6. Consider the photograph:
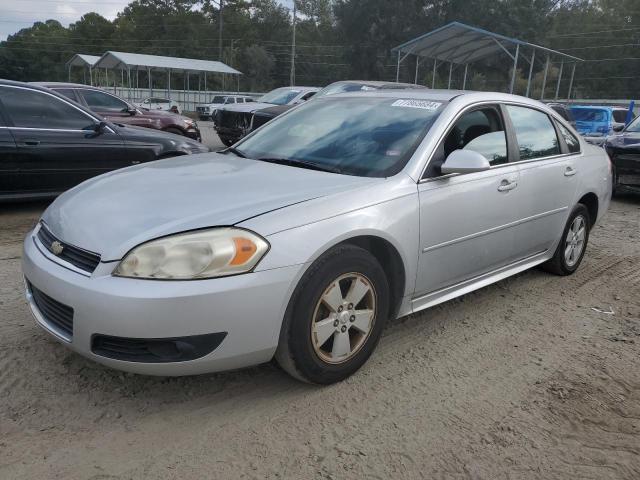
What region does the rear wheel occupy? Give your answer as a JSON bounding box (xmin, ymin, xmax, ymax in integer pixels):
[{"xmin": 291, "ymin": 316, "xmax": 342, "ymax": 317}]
[
  {"xmin": 275, "ymin": 245, "xmax": 390, "ymax": 384},
  {"xmin": 542, "ymin": 204, "xmax": 590, "ymax": 275}
]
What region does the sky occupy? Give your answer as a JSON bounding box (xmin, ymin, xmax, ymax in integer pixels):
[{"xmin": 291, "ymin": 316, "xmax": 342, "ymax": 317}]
[{"xmin": 0, "ymin": 0, "xmax": 294, "ymax": 41}]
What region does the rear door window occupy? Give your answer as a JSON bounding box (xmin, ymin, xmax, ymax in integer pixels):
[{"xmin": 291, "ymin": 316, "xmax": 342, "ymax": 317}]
[
  {"xmin": 506, "ymin": 105, "xmax": 560, "ymax": 160},
  {"xmin": 0, "ymin": 87, "xmax": 95, "ymax": 130},
  {"xmin": 54, "ymin": 88, "xmax": 80, "ymax": 102},
  {"xmin": 80, "ymin": 90, "xmax": 128, "ymax": 112}
]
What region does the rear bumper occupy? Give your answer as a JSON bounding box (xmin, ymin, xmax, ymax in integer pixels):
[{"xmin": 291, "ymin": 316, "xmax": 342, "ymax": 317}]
[{"xmin": 22, "ymin": 230, "xmax": 303, "ymax": 376}]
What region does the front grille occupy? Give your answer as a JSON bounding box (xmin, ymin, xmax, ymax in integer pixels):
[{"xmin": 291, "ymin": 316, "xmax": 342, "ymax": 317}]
[
  {"xmin": 219, "ymin": 110, "xmax": 251, "ymax": 131},
  {"xmin": 196, "ymin": 107, "xmax": 208, "ymax": 113},
  {"xmin": 92, "ymin": 332, "xmax": 227, "ymax": 363},
  {"xmin": 28, "ymin": 281, "xmax": 74, "ymax": 339},
  {"xmin": 37, "ymin": 224, "xmax": 101, "ymax": 273}
]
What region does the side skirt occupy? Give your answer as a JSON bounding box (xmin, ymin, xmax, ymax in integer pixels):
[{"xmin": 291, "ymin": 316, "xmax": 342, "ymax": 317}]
[{"xmin": 410, "ymin": 250, "xmax": 550, "ymax": 315}]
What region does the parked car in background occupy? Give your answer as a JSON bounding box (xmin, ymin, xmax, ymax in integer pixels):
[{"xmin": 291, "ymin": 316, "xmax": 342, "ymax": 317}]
[
  {"xmin": 215, "ymin": 86, "xmax": 319, "ymax": 146},
  {"xmin": 569, "ymin": 105, "xmax": 616, "ymax": 138},
  {"xmin": 547, "ymin": 102, "xmax": 576, "ymax": 128},
  {"xmin": 22, "ymin": 90, "xmax": 610, "ymax": 384},
  {"xmin": 196, "ymin": 95, "xmax": 255, "ymax": 121},
  {"xmin": 135, "ymin": 97, "xmax": 182, "ymax": 114},
  {"xmin": 611, "ymin": 106, "xmax": 635, "ymax": 131},
  {"xmin": 249, "ymin": 80, "xmax": 427, "ymax": 133},
  {"xmin": 605, "ymin": 115, "xmax": 640, "ymax": 194},
  {"xmin": 0, "ymin": 80, "xmax": 208, "ymax": 200},
  {"xmin": 35, "ymin": 83, "xmax": 201, "ymax": 141}
]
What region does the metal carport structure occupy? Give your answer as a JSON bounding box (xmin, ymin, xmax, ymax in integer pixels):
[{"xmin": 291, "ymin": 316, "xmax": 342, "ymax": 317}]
[
  {"xmin": 91, "ymin": 51, "xmax": 243, "ymax": 102},
  {"xmin": 65, "ymin": 54, "xmax": 100, "ymax": 85},
  {"xmin": 392, "ymin": 22, "xmax": 583, "ymax": 99}
]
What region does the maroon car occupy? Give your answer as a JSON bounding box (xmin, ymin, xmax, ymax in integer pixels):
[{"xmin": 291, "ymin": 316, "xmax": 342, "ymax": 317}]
[{"xmin": 33, "ymin": 83, "xmax": 201, "ymax": 141}]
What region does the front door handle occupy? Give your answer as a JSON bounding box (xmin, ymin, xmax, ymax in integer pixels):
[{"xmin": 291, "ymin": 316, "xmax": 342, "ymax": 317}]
[
  {"xmin": 564, "ymin": 167, "xmax": 577, "ymax": 177},
  {"xmin": 23, "ymin": 139, "xmax": 41, "ymax": 146},
  {"xmin": 498, "ymin": 179, "xmax": 518, "ymax": 192}
]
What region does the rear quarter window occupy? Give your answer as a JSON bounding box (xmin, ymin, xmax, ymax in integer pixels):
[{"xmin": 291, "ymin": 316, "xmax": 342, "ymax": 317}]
[{"xmin": 557, "ymin": 123, "xmax": 581, "ymax": 153}]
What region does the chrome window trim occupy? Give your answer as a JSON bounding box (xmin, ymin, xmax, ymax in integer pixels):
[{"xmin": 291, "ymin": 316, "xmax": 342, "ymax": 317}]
[
  {"xmin": 417, "ymin": 99, "xmax": 582, "ymax": 184},
  {"xmin": 0, "ymin": 126, "xmax": 113, "ymax": 134},
  {"xmin": 0, "ymin": 84, "xmax": 105, "ymax": 129}
]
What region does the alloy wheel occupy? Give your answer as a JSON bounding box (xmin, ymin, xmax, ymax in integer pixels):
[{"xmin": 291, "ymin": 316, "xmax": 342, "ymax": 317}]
[
  {"xmin": 311, "ymin": 273, "xmax": 377, "ymax": 364},
  {"xmin": 564, "ymin": 215, "xmax": 587, "ymax": 267}
]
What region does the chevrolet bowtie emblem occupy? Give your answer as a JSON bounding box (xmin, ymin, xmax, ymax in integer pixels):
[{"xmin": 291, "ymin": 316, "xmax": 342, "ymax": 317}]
[{"xmin": 51, "ymin": 241, "xmax": 64, "ymax": 255}]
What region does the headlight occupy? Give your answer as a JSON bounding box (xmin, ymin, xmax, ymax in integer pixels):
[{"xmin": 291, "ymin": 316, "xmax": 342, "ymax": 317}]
[
  {"xmin": 114, "ymin": 228, "xmax": 269, "ymax": 280},
  {"xmin": 184, "ymin": 119, "xmax": 196, "ymax": 128}
]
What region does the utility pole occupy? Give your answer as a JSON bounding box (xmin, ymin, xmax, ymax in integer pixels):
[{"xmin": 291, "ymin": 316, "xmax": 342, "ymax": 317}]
[
  {"xmin": 290, "ymin": 0, "xmax": 296, "ymax": 86},
  {"xmin": 218, "ymin": 0, "xmax": 224, "ymax": 61}
]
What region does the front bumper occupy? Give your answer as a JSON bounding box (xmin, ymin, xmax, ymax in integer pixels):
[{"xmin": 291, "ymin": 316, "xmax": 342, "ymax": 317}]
[{"xmin": 22, "ymin": 230, "xmax": 301, "ymax": 375}]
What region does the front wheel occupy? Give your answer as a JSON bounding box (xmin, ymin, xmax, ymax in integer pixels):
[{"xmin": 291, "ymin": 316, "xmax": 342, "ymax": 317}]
[
  {"xmin": 542, "ymin": 204, "xmax": 590, "ymax": 275},
  {"xmin": 275, "ymin": 244, "xmax": 390, "ymax": 384}
]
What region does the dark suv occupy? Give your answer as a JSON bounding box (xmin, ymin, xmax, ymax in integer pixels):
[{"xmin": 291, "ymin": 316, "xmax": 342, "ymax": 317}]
[
  {"xmin": 34, "ymin": 83, "xmax": 202, "ymax": 141},
  {"xmin": 0, "ymin": 80, "xmax": 209, "ymax": 200}
]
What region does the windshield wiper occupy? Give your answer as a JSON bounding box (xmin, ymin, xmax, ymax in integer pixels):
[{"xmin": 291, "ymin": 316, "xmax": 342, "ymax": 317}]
[
  {"xmin": 225, "ymin": 146, "xmax": 247, "ymax": 158},
  {"xmin": 257, "ymin": 157, "xmax": 342, "ymax": 174}
]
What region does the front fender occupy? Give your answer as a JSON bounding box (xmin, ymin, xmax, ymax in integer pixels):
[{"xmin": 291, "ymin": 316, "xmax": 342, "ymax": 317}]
[{"xmin": 249, "ymin": 191, "xmax": 420, "ymax": 301}]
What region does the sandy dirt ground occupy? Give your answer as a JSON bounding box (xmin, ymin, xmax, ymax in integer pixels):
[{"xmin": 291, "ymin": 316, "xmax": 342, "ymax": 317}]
[{"xmin": 0, "ymin": 194, "xmax": 639, "ymax": 480}]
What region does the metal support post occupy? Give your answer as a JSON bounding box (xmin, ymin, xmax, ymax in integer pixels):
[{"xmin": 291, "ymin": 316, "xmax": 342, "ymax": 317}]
[
  {"xmin": 447, "ymin": 62, "xmax": 453, "ymax": 89},
  {"xmin": 525, "ymin": 50, "xmax": 535, "ymax": 97},
  {"xmin": 462, "ymin": 64, "xmax": 468, "ymax": 90},
  {"xmin": 567, "ymin": 63, "xmax": 576, "ymax": 100},
  {"xmin": 414, "ymin": 56, "xmax": 419, "ymax": 84},
  {"xmin": 540, "ymin": 55, "xmax": 549, "ymax": 100},
  {"xmin": 555, "ymin": 61, "xmax": 564, "ymax": 100},
  {"xmin": 509, "ymin": 44, "xmax": 519, "ymax": 94},
  {"xmin": 432, "ymin": 59, "xmax": 437, "ymax": 88}
]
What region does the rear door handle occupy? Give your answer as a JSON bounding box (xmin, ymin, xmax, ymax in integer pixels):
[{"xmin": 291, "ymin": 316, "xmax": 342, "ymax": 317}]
[
  {"xmin": 564, "ymin": 167, "xmax": 577, "ymax": 177},
  {"xmin": 498, "ymin": 179, "xmax": 518, "ymax": 192},
  {"xmin": 23, "ymin": 139, "xmax": 40, "ymax": 146}
]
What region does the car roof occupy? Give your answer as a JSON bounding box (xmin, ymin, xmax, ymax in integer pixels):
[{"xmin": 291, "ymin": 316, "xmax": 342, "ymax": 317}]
[
  {"xmin": 328, "ymin": 80, "xmax": 425, "ymax": 89},
  {"xmin": 569, "ymin": 105, "xmax": 610, "ymax": 111},
  {"xmin": 325, "ymin": 88, "xmax": 464, "ymax": 102}
]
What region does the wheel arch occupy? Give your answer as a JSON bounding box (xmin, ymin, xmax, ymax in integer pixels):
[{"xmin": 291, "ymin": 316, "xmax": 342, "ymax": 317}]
[
  {"xmin": 335, "ymin": 236, "xmax": 406, "ymax": 319},
  {"xmin": 577, "ymin": 192, "xmax": 598, "ymax": 229}
]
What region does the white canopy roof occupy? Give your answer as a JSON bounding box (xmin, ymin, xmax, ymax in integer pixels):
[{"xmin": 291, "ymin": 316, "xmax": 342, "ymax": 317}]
[
  {"xmin": 93, "ymin": 51, "xmax": 242, "ymax": 75},
  {"xmin": 392, "ymin": 22, "xmax": 582, "ymax": 65},
  {"xmin": 66, "ymin": 54, "xmax": 101, "ymax": 68}
]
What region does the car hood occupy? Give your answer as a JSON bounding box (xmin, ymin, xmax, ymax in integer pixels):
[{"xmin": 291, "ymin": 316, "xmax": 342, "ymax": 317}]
[
  {"xmin": 135, "ymin": 108, "xmax": 190, "ymax": 122},
  {"xmin": 606, "ymin": 132, "xmax": 640, "ymax": 152},
  {"xmin": 220, "ymin": 102, "xmax": 277, "ymax": 113},
  {"xmin": 42, "ymin": 153, "xmax": 376, "ymax": 261},
  {"xmin": 254, "ymin": 105, "xmax": 294, "ymax": 118},
  {"xmin": 110, "ymin": 123, "xmax": 208, "ymax": 152}
]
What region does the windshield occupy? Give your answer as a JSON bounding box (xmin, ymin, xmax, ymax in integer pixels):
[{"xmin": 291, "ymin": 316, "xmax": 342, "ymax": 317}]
[
  {"xmin": 626, "ymin": 116, "xmax": 640, "ymax": 132},
  {"xmin": 571, "ymin": 108, "xmax": 608, "ymax": 122},
  {"xmin": 258, "ymin": 88, "xmax": 301, "ymax": 105},
  {"xmin": 315, "ymin": 82, "xmax": 377, "ymax": 98},
  {"xmin": 211, "ymin": 96, "xmax": 226, "ymax": 103},
  {"xmin": 235, "ymin": 96, "xmax": 445, "ymax": 177}
]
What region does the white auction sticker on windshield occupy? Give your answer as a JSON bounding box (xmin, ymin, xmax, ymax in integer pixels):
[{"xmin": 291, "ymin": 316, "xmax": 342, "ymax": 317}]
[{"xmin": 391, "ymin": 99, "xmax": 442, "ymax": 110}]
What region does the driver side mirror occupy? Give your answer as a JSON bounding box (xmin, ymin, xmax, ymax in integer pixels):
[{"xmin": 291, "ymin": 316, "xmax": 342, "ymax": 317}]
[
  {"xmin": 126, "ymin": 106, "xmax": 137, "ymax": 116},
  {"xmin": 441, "ymin": 149, "xmax": 491, "ymax": 175}
]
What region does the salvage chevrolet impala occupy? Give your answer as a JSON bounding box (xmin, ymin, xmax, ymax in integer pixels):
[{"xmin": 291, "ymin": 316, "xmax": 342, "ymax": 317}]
[{"xmin": 23, "ymin": 90, "xmax": 611, "ymax": 384}]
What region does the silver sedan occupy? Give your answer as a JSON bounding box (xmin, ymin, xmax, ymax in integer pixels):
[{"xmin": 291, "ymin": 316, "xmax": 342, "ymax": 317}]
[{"xmin": 22, "ymin": 90, "xmax": 612, "ymax": 384}]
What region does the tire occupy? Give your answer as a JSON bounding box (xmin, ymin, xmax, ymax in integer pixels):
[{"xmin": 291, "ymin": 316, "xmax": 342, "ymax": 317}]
[
  {"xmin": 164, "ymin": 127, "xmax": 184, "ymax": 136},
  {"xmin": 542, "ymin": 204, "xmax": 590, "ymax": 276},
  {"xmin": 275, "ymin": 244, "xmax": 390, "ymax": 384}
]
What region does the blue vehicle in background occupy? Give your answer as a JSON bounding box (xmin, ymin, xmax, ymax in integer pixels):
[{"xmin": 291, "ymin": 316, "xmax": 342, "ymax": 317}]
[
  {"xmin": 569, "ymin": 105, "xmax": 635, "ymax": 138},
  {"xmin": 570, "ymin": 106, "xmax": 615, "ymax": 136}
]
